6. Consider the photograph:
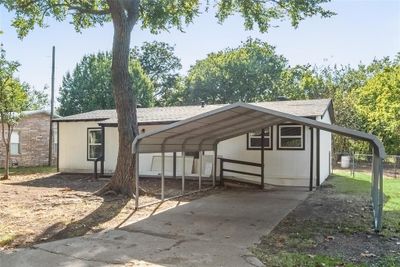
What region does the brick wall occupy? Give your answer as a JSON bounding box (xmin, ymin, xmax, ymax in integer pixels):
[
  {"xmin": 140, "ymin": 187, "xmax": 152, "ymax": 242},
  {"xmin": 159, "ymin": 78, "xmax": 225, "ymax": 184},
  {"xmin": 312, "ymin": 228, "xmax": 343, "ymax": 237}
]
[{"xmin": 0, "ymin": 113, "xmax": 57, "ymax": 167}]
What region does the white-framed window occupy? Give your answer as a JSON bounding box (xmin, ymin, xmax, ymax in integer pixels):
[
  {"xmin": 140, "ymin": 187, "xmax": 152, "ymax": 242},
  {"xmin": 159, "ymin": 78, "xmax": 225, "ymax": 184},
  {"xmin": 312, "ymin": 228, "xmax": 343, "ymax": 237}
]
[
  {"xmin": 247, "ymin": 127, "xmax": 272, "ymax": 150},
  {"xmin": 278, "ymin": 124, "xmax": 304, "ymax": 150},
  {"xmin": 10, "ymin": 132, "xmax": 20, "ymax": 155},
  {"xmin": 87, "ymin": 128, "xmax": 102, "ymax": 160}
]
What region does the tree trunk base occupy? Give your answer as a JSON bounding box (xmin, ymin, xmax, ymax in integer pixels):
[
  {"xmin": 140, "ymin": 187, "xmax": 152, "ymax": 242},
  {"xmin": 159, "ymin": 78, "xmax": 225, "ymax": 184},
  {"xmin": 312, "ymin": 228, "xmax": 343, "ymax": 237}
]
[
  {"xmin": 0, "ymin": 176, "xmax": 8, "ymax": 180},
  {"xmin": 95, "ymin": 181, "xmax": 147, "ymax": 199}
]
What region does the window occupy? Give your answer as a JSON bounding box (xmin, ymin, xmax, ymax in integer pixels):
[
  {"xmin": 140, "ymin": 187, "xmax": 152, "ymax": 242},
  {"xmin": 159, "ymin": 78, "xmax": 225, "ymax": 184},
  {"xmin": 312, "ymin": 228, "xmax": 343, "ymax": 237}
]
[
  {"xmin": 247, "ymin": 127, "xmax": 272, "ymax": 150},
  {"xmin": 10, "ymin": 132, "xmax": 20, "ymax": 155},
  {"xmin": 278, "ymin": 124, "xmax": 304, "ymax": 150},
  {"xmin": 87, "ymin": 128, "xmax": 102, "ymax": 160}
]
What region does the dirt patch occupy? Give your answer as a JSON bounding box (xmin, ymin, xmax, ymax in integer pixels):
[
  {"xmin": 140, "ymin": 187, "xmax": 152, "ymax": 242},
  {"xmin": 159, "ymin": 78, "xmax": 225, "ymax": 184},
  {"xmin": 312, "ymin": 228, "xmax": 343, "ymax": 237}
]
[
  {"xmin": 254, "ymin": 177, "xmax": 400, "ymax": 266},
  {"xmin": 0, "ymin": 172, "xmax": 218, "ymax": 250}
]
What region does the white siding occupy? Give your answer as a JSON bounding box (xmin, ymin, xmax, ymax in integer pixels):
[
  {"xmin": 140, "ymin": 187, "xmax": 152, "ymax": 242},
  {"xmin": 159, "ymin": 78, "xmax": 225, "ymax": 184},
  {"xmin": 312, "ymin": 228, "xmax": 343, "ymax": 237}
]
[
  {"xmin": 316, "ymin": 111, "xmax": 332, "ymax": 184},
  {"xmin": 104, "ymin": 125, "xmax": 167, "ymax": 175},
  {"xmin": 217, "ymin": 125, "xmax": 314, "ymax": 186},
  {"xmin": 59, "ymin": 109, "xmax": 332, "ymax": 187},
  {"xmin": 58, "ymin": 121, "xmax": 101, "ymax": 173}
]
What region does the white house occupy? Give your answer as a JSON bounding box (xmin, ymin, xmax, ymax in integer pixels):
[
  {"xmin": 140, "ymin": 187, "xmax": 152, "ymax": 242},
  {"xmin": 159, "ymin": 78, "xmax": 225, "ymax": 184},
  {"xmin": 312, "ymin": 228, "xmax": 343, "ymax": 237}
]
[{"xmin": 54, "ymin": 98, "xmax": 334, "ymax": 188}]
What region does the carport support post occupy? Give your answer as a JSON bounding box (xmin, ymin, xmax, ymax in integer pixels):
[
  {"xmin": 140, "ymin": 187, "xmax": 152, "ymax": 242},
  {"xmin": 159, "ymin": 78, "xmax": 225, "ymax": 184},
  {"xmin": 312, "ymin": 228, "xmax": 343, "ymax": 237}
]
[
  {"xmin": 213, "ymin": 144, "xmax": 217, "ymax": 187},
  {"xmin": 161, "ymin": 151, "xmax": 165, "ymax": 201},
  {"xmin": 135, "ymin": 142, "xmax": 140, "ymax": 209},
  {"xmin": 199, "ymin": 151, "xmax": 203, "ymax": 190},
  {"xmin": 261, "ymin": 129, "xmax": 265, "ymax": 189},
  {"xmin": 309, "ymin": 127, "xmax": 314, "ymax": 191},
  {"xmin": 182, "ymin": 151, "xmax": 185, "ymax": 194},
  {"xmin": 173, "ymin": 152, "xmax": 177, "ymax": 179},
  {"xmin": 316, "ymin": 128, "xmax": 320, "ymax": 186}
]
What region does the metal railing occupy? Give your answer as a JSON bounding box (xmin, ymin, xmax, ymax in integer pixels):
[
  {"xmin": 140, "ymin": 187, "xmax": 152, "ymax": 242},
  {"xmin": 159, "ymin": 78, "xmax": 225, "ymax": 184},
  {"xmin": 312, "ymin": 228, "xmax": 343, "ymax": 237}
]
[{"xmin": 219, "ymin": 157, "xmax": 264, "ymax": 188}]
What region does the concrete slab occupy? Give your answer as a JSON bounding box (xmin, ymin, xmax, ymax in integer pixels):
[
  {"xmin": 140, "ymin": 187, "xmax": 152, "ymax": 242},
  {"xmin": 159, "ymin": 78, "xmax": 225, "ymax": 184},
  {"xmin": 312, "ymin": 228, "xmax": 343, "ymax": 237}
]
[{"xmin": 0, "ymin": 188, "xmax": 309, "ymax": 267}]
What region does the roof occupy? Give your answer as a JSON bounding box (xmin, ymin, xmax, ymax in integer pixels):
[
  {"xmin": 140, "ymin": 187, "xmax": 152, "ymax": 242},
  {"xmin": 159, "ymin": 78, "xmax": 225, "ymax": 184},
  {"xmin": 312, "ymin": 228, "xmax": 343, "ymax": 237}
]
[
  {"xmin": 135, "ymin": 102, "xmax": 384, "ymax": 158},
  {"xmin": 23, "ymin": 110, "xmax": 61, "ymax": 118},
  {"xmin": 54, "ymin": 98, "xmax": 334, "ymax": 124}
]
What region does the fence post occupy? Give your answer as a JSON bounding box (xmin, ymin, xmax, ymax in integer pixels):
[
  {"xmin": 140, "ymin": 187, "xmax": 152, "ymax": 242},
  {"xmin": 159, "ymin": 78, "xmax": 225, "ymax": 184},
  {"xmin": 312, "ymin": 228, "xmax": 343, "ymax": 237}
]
[
  {"xmin": 395, "ymin": 156, "xmax": 398, "ymax": 179},
  {"xmin": 352, "ymin": 152, "xmax": 355, "ymax": 178}
]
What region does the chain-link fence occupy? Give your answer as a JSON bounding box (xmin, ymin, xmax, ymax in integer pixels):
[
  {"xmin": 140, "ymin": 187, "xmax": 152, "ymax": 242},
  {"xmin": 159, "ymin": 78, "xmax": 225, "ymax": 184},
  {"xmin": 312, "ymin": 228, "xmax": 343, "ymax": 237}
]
[{"xmin": 332, "ymin": 153, "xmax": 400, "ymax": 178}]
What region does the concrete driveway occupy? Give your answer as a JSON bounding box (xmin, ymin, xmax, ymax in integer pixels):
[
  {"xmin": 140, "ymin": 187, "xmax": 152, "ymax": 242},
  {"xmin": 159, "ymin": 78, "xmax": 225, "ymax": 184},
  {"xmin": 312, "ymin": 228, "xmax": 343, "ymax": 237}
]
[{"xmin": 1, "ymin": 188, "xmax": 309, "ymax": 267}]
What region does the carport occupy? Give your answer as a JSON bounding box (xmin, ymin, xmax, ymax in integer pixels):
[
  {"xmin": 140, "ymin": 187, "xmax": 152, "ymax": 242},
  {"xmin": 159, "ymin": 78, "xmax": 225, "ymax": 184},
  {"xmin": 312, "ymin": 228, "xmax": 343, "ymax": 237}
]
[{"xmin": 132, "ymin": 102, "xmax": 385, "ymax": 231}]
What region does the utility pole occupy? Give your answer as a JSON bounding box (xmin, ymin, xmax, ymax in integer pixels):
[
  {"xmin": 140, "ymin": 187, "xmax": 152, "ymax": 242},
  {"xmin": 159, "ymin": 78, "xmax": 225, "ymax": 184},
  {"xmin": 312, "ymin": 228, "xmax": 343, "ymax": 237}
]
[{"xmin": 48, "ymin": 46, "xmax": 55, "ymax": 166}]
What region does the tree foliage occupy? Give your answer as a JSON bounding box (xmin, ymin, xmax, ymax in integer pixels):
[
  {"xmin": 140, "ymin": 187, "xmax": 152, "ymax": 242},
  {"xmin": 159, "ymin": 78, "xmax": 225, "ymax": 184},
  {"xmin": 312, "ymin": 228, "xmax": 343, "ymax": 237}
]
[
  {"xmin": 58, "ymin": 52, "xmax": 154, "ymax": 116},
  {"xmin": 1, "ymin": 0, "xmax": 334, "ymax": 196},
  {"xmin": 353, "ymin": 65, "xmax": 400, "ymax": 154},
  {"xmin": 132, "ymin": 41, "xmax": 182, "ymax": 106},
  {"xmin": 23, "ymin": 84, "xmax": 49, "ymax": 111},
  {"xmin": 0, "ymin": 48, "xmax": 28, "ymax": 179},
  {"xmin": 185, "ymin": 38, "xmax": 287, "ymax": 104}
]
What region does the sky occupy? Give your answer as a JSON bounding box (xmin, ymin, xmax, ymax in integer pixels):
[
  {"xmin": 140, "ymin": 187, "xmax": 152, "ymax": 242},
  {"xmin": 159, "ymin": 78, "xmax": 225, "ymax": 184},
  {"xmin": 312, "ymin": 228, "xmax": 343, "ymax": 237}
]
[{"xmin": 0, "ymin": 0, "xmax": 399, "ymax": 105}]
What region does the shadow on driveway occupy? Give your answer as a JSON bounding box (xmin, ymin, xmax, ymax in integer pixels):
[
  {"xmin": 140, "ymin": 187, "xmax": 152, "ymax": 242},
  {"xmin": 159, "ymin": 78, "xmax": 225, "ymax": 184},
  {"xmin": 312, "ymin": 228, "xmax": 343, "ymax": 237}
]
[{"xmin": 1, "ymin": 188, "xmax": 309, "ymax": 267}]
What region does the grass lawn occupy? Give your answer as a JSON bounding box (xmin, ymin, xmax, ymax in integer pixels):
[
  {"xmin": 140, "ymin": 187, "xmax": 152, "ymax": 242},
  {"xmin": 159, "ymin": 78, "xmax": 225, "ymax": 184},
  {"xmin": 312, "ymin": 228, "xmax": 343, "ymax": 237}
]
[
  {"xmin": 0, "ymin": 166, "xmax": 57, "ymax": 176},
  {"xmin": 254, "ymin": 171, "xmax": 400, "ymax": 267},
  {"xmin": 0, "ymin": 168, "xmax": 216, "ymax": 249}
]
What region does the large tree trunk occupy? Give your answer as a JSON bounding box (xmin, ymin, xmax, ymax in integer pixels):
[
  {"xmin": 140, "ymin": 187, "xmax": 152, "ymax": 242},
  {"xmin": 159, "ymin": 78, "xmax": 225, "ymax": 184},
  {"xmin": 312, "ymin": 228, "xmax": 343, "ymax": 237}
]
[{"xmin": 96, "ymin": 0, "xmax": 139, "ymax": 197}]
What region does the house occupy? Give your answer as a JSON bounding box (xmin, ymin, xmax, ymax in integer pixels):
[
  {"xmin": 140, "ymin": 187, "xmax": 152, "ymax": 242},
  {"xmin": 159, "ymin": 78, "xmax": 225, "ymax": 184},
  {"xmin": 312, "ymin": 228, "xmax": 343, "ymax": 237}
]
[
  {"xmin": 54, "ymin": 99, "xmax": 333, "ymax": 187},
  {"xmin": 0, "ymin": 110, "xmax": 58, "ymax": 167}
]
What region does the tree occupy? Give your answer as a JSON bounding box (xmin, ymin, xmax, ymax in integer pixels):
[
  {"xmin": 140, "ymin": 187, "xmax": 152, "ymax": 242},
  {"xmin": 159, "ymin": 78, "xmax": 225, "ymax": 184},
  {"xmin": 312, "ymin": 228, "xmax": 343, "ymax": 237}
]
[
  {"xmin": 0, "ymin": 49, "xmax": 27, "ymax": 179},
  {"xmin": 185, "ymin": 38, "xmax": 288, "ymax": 104},
  {"xmin": 132, "ymin": 41, "xmax": 182, "ymax": 106},
  {"xmin": 274, "ymin": 65, "xmax": 327, "ymax": 100},
  {"xmin": 58, "ymin": 52, "xmax": 154, "ymax": 116},
  {"xmin": 1, "ymin": 0, "xmax": 334, "ymax": 197},
  {"xmin": 353, "ymin": 65, "xmax": 400, "ymax": 154},
  {"xmin": 23, "ymin": 84, "xmax": 49, "ymax": 110}
]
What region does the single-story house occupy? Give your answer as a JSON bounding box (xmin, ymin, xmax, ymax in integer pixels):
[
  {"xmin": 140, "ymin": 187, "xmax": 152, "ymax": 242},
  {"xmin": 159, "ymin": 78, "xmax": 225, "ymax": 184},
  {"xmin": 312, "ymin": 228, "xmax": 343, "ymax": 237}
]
[
  {"xmin": 54, "ymin": 98, "xmax": 386, "ymax": 231},
  {"xmin": 0, "ymin": 110, "xmax": 58, "ymax": 167},
  {"xmin": 54, "ymin": 99, "xmax": 333, "ymax": 187}
]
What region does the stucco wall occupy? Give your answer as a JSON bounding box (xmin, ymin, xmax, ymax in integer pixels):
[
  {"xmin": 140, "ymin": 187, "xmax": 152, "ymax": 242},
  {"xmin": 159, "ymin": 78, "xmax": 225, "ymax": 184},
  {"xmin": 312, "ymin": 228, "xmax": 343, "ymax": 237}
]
[{"xmin": 0, "ymin": 113, "xmax": 57, "ymax": 167}]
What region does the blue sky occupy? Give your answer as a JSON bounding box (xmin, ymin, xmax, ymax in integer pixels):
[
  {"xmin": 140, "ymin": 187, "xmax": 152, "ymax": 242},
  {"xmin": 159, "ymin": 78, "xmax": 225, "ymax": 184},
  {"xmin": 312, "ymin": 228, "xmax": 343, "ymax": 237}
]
[{"xmin": 0, "ymin": 0, "xmax": 399, "ymax": 103}]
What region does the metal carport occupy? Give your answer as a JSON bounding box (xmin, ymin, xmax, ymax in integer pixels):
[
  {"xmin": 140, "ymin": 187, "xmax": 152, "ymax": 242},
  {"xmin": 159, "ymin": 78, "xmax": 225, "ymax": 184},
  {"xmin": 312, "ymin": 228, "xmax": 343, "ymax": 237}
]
[{"xmin": 132, "ymin": 102, "xmax": 385, "ymax": 231}]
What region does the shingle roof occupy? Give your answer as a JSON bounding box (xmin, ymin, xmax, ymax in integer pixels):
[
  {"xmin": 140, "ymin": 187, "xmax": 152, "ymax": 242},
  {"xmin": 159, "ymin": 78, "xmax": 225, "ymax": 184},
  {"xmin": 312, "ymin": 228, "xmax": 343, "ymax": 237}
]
[
  {"xmin": 23, "ymin": 110, "xmax": 61, "ymax": 118},
  {"xmin": 54, "ymin": 99, "xmax": 333, "ymax": 124}
]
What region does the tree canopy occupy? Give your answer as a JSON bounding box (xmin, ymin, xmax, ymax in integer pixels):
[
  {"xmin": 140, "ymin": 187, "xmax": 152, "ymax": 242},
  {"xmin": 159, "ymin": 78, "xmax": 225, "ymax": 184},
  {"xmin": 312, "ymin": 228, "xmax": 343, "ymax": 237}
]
[
  {"xmin": 353, "ymin": 65, "xmax": 400, "ymax": 154},
  {"xmin": 0, "ymin": 48, "xmax": 28, "ymax": 179},
  {"xmin": 58, "ymin": 52, "xmax": 154, "ymax": 116},
  {"xmin": 132, "ymin": 41, "xmax": 182, "ymax": 106},
  {"xmin": 1, "ymin": 0, "xmax": 335, "ymax": 196},
  {"xmin": 184, "ymin": 38, "xmax": 287, "ymax": 104}
]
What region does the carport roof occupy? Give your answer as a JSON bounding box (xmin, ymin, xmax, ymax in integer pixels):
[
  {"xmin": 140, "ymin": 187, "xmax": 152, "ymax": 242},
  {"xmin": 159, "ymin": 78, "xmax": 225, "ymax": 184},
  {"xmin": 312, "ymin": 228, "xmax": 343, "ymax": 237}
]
[{"xmin": 134, "ymin": 102, "xmax": 385, "ymax": 159}]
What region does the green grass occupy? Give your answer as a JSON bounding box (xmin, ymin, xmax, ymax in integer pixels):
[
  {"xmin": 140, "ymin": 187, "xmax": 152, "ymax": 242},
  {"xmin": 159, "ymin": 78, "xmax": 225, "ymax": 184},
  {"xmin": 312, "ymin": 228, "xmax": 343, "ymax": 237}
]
[
  {"xmin": 333, "ymin": 170, "xmax": 400, "ymax": 236},
  {"xmin": 0, "ymin": 166, "xmax": 57, "ymax": 176},
  {"xmin": 252, "ymin": 250, "xmax": 363, "ymax": 267},
  {"xmin": 254, "ymin": 171, "xmax": 400, "ymax": 267}
]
